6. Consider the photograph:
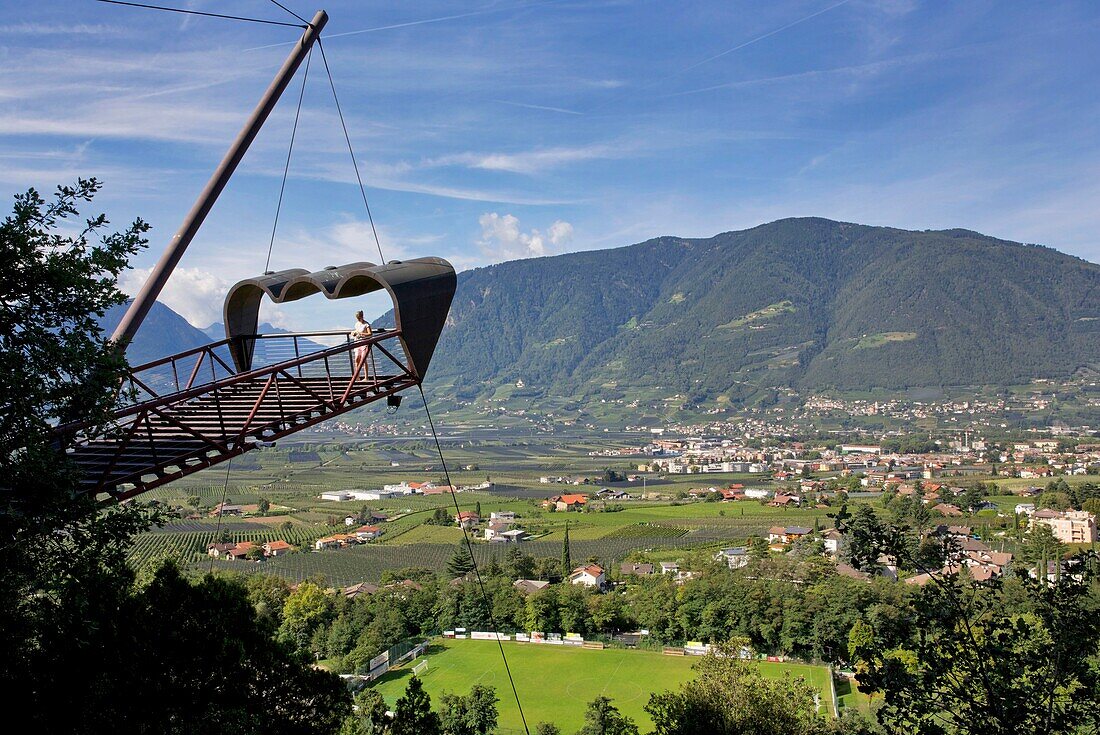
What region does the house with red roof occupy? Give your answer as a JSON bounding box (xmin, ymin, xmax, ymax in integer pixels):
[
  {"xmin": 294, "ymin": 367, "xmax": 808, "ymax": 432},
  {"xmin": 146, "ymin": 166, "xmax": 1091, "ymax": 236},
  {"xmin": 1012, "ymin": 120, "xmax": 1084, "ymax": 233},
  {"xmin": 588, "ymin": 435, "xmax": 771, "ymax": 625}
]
[
  {"xmin": 454, "ymin": 511, "xmax": 480, "ymax": 528},
  {"xmin": 568, "ymin": 564, "xmax": 606, "ymax": 589},
  {"xmin": 263, "ymin": 540, "xmax": 292, "ymax": 557},
  {"xmin": 353, "ymin": 525, "xmax": 382, "ymax": 541},
  {"xmin": 547, "ymin": 494, "xmax": 588, "ymax": 512}
]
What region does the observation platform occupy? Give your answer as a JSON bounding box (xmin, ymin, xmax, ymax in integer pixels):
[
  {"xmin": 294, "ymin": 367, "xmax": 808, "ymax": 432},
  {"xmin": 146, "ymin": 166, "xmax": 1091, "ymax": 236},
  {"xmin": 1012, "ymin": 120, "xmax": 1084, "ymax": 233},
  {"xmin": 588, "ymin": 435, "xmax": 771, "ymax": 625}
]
[{"xmin": 54, "ymin": 329, "xmax": 414, "ymax": 501}]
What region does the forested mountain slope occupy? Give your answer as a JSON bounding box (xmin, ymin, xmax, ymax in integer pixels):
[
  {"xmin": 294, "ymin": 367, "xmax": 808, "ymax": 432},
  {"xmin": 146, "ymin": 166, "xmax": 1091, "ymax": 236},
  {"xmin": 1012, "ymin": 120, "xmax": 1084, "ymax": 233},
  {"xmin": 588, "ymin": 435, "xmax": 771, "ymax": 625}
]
[
  {"xmin": 419, "ymin": 218, "xmax": 1100, "ymax": 401},
  {"xmin": 98, "ymin": 300, "xmax": 211, "ymax": 366}
]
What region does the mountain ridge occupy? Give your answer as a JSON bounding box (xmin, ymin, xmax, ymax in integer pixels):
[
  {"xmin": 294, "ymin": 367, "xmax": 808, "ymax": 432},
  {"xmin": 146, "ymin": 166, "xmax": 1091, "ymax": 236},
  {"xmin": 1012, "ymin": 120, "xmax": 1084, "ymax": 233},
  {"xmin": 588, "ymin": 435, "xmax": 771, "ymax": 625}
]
[{"xmin": 413, "ymin": 217, "xmax": 1100, "ymax": 403}]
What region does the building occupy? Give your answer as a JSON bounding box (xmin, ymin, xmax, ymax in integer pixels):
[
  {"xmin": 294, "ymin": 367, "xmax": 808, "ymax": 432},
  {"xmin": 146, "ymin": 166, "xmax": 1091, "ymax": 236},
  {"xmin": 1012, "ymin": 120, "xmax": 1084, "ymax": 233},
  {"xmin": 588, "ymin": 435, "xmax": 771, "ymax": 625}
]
[
  {"xmin": 767, "ymin": 526, "xmax": 813, "ymax": 545},
  {"xmin": 568, "ymin": 564, "xmax": 606, "ymax": 588},
  {"xmin": 353, "ymin": 525, "xmax": 382, "ymax": 541},
  {"xmin": 343, "ymin": 582, "xmax": 379, "ymax": 599},
  {"xmin": 1031, "ymin": 509, "xmax": 1097, "ymax": 544},
  {"xmin": 209, "ymin": 502, "xmax": 244, "ymax": 516},
  {"xmin": 315, "ymin": 534, "xmax": 352, "ymax": 550},
  {"xmin": 262, "ymin": 540, "xmax": 292, "ymax": 557},
  {"xmin": 621, "ymin": 562, "xmax": 655, "ymax": 576},
  {"xmin": 513, "ymin": 579, "xmax": 551, "ymax": 595},
  {"xmin": 659, "ymin": 561, "xmax": 680, "ymax": 575},
  {"xmin": 715, "ymin": 547, "xmax": 749, "ymax": 569},
  {"xmin": 548, "ymin": 494, "xmax": 588, "ymax": 512},
  {"xmin": 454, "ymin": 511, "xmax": 480, "ymax": 529}
]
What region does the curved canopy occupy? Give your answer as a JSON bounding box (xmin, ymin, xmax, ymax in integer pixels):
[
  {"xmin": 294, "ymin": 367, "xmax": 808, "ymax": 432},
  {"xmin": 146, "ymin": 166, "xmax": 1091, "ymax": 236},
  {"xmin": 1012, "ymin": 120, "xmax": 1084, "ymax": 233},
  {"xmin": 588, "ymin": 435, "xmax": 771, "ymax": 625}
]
[{"xmin": 223, "ymin": 257, "xmax": 456, "ymax": 377}]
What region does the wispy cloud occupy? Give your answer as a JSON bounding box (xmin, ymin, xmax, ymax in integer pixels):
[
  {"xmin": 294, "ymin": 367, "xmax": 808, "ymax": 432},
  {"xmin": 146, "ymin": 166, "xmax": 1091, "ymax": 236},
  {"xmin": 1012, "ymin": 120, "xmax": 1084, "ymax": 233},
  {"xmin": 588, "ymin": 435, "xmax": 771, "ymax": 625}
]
[
  {"xmin": 424, "ymin": 143, "xmax": 619, "ymax": 175},
  {"xmin": 492, "ymin": 99, "xmax": 584, "ymax": 115},
  {"xmin": 0, "ymin": 23, "xmax": 130, "ymax": 35}
]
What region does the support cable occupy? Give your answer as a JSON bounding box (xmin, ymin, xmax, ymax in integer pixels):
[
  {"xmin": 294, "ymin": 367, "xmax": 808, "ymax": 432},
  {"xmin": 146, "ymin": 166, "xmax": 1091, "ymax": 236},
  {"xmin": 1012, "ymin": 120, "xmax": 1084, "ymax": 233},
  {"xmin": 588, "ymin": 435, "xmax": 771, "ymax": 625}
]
[
  {"xmin": 94, "ymin": 0, "xmax": 306, "ymax": 28},
  {"xmin": 417, "ymin": 384, "xmax": 530, "ymax": 735},
  {"xmin": 317, "ymin": 38, "xmax": 386, "ymax": 265},
  {"xmin": 264, "ymin": 46, "xmax": 312, "ymax": 274},
  {"xmin": 208, "ymin": 457, "xmax": 235, "ymax": 574},
  {"xmin": 266, "ymin": 0, "xmax": 310, "ymax": 26}
]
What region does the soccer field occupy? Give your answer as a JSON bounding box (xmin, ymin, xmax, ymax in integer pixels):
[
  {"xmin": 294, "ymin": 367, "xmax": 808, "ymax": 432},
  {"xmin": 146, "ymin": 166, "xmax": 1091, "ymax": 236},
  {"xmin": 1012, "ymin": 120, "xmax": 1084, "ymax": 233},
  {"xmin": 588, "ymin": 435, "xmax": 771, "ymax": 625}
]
[{"xmin": 371, "ymin": 639, "xmax": 833, "ymax": 732}]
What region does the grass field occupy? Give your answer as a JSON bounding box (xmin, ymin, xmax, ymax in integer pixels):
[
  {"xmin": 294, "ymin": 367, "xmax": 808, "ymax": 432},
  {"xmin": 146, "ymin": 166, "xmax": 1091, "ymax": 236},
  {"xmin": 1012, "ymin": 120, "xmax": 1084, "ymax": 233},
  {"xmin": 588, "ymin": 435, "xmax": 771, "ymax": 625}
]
[{"xmin": 371, "ymin": 639, "xmax": 834, "ymax": 732}]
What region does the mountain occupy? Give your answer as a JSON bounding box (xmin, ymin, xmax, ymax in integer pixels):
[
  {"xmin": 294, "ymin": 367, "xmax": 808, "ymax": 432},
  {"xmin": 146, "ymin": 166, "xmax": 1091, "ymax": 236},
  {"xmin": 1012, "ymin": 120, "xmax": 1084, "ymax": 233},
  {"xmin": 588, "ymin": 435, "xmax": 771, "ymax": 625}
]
[
  {"xmin": 416, "ymin": 218, "xmax": 1100, "ymax": 403},
  {"xmin": 98, "ymin": 301, "xmax": 212, "ymax": 366}
]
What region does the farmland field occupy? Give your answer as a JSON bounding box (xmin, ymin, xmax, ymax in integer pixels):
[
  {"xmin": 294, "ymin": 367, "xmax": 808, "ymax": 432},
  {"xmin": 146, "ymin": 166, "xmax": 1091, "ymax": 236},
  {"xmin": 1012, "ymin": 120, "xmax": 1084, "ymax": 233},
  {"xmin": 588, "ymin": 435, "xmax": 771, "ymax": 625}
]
[
  {"xmin": 371, "ymin": 638, "xmax": 835, "ymax": 732},
  {"xmin": 129, "ymin": 433, "xmax": 1043, "ymax": 586}
]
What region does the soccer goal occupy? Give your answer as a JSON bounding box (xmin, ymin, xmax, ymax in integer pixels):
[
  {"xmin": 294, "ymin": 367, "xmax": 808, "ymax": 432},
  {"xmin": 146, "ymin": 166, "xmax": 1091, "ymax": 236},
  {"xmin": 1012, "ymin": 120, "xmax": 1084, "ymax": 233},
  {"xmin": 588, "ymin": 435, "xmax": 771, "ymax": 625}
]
[{"xmin": 412, "ymin": 658, "xmax": 428, "ymax": 676}]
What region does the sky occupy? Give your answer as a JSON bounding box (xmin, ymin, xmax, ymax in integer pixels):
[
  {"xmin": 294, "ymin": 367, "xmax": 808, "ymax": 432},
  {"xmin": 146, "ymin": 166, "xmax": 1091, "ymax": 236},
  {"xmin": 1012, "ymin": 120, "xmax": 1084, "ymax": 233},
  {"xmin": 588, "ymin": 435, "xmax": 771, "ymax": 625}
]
[{"xmin": 3, "ymin": 0, "xmax": 1100, "ymax": 332}]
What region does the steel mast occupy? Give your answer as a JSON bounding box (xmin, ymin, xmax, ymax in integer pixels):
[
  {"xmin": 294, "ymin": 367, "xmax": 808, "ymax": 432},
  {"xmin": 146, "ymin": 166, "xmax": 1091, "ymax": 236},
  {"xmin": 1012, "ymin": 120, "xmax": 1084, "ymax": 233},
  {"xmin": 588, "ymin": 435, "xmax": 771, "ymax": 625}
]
[{"xmin": 111, "ymin": 9, "xmax": 329, "ymax": 345}]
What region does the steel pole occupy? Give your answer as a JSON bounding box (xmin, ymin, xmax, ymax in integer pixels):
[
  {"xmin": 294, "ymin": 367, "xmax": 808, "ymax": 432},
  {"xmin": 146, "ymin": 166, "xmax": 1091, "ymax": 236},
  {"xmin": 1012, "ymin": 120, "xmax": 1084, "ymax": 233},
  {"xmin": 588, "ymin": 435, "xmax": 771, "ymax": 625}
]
[{"xmin": 112, "ymin": 9, "xmax": 329, "ymax": 346}]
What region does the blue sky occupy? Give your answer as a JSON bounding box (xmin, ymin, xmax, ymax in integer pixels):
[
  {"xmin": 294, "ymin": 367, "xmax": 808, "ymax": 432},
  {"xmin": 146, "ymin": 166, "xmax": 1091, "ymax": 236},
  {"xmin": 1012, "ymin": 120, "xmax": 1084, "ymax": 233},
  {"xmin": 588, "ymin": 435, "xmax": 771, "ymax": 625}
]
[{"xmin": 3, "ymin": 0, "xmax": 1100, "ymax": 331}]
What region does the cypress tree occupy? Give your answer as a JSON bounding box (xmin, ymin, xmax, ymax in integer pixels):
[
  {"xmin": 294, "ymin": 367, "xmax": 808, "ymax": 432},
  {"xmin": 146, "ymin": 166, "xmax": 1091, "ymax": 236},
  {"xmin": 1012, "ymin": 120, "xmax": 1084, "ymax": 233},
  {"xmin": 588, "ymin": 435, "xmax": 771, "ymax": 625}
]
[{"xmin": 561, "ymin": 522, "xmax": 572, "ymax": 578}]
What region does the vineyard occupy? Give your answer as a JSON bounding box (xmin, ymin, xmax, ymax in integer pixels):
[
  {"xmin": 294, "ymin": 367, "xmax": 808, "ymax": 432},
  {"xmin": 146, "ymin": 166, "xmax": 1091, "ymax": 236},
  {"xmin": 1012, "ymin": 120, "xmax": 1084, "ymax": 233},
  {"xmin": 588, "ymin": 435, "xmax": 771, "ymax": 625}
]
[
  {"xmin": 196, "ymin": 530, "xmax": 757, "ymax": 586},
  {"xmin": 127, "ymin": 524, "xmax": 334, "ymax": 572},
  {"xmin": 603, "ymin": 523, "xmax": 689, "ymax": 539}
]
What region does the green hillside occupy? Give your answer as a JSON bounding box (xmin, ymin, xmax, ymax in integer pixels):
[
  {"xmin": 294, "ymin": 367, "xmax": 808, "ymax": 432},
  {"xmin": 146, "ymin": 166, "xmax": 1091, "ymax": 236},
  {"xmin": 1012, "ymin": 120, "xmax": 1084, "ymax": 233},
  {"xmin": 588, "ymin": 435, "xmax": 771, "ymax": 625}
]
[{"xmin": 418, "ymin": 218, "xmax": 1100, "ymax": 402}]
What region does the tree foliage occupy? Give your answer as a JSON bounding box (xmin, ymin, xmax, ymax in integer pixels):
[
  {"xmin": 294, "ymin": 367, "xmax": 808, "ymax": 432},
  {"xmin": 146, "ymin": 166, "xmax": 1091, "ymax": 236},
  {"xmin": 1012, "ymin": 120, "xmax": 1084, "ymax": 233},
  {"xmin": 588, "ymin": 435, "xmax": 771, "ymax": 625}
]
[
  {"xmin": 576, "ymin": 696, "xmax": 638, "ymax": 735},
  {"xmin": 392, "ymin": 676, "xmax": 442, "ymax": 735},
  {"xmin": 850, "ymin": 552, "xmax": 1100, "ymax": 734},
  {"xmin": 645, "ymin": 644, "xmax": 825, "ymax": 735},
  {"xmin": 0, "ymin": 182, "xmax": 350, "ymax": 732},
  {"xmin": 439, "ymin": 684, "xmax": 499, "ymax": 735}
]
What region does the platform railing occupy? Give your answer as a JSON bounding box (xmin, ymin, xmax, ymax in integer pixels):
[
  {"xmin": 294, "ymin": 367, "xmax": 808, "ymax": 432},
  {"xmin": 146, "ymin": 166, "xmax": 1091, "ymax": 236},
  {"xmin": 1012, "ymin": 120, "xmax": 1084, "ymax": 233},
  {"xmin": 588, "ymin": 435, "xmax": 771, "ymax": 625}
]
[{"xmin": 54, "ymin": 329, "xmax": 418, "ymax": 498}]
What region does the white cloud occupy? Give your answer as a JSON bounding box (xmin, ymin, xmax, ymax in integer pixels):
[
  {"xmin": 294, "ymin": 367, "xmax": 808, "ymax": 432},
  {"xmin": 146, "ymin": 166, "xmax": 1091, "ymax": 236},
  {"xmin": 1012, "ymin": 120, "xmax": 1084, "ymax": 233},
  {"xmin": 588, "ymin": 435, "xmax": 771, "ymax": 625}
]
[
  {"xmin": 426, "ymin": 144, "xmax": 617, "ymax": 175},
  {"xmin": 119, "ymin": 266, "xmax": 288, "ymax": 329},
  {"xmin": 477, "ymin": 213, "xmax": 573, "ymax": 261}
]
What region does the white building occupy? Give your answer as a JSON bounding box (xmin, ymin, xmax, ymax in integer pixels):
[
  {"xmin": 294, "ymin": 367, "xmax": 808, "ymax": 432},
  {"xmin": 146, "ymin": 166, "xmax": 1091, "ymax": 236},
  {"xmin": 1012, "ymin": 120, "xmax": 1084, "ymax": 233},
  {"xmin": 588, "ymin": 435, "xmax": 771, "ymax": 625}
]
[
  {"xmin": 715, "ymin": 547, "xmax": 749, "ymax": 569},
  {"xmin": 568, "ymin": 564, "xmax": 606, "ymax": 588}
]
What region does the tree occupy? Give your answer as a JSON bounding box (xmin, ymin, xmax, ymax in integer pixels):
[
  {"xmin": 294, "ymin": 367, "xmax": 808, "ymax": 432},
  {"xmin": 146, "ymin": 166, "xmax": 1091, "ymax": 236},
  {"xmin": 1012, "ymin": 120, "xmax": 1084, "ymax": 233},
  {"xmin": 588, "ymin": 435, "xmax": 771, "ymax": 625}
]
[
  {"xmin": 576, "ymin": 696, "xmax": 638, "ymax": 735},
  {"xmin": 258, "ymin": 497, "xmax": 271, "ymax": 515},
  {"xmin": 851, "ymin": 560, "xmax": 1100, "ymax": 735},
  {"xmin": 392, "ymin": 676, "xmax": 441, "ymax": 735},
  {"xmin": 1019, "ymin": 523, "xmax": 1066, "ymax": 570},
  {"xmin": 439, "ymin": 684, "xmax": 499, "ymax": 735},
  {"xmin": 279, "ymin": 581, "xmax": 336, "ymax": 653},
  {"xmin": 645, "ymin": 645, "xmax": 824, "ymax": 735},
  {"xmin": 525, "ymin": 588, "xmax": 559, "ymax": 632},
  {"xmin": 341, "ymin": 689, "xmax": 391, "ymax": 735},
  {"xmin": 747, "ymin": 535, "xmax": 769, "ymax": 561},
  {"xmin": 448, "ymin": 542, "xmax": 476, "ymax": 577},
  {"xmin": 535, "ymin": 724, "xmax": 561, "ymax": 735},
  {"xmin": 505, "ymin": 546, "xmax": 535, "ymax": 580},
  {"xmin": 561, "ymin": 522, "xmax": 573, "ymax": 578},
  {"xmin": 839, "ymin": 504, "xmax": 884, "ymax": 572},
  {"xmin": 1038, "ymin": 491, "xmax": 1072, "ymax": 512}
]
